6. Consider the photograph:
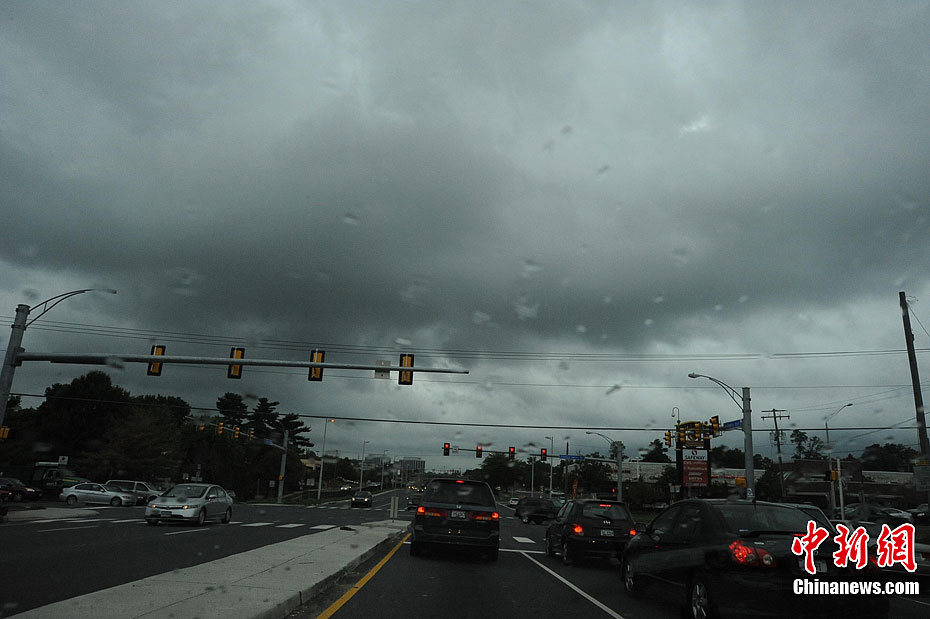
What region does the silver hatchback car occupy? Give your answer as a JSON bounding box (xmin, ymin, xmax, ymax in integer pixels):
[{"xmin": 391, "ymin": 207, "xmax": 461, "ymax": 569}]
[{"xmin": 144, "ymin": 483, "xmax": 233, "ymax": 526}]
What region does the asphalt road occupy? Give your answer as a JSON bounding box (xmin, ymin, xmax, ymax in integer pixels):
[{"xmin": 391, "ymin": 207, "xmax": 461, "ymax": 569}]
[
  {"xmin": 0, "ymin": 489, "xmax": 410, "ymax": 617},
  {"xmin": 298, "ymin": 503, "xmax": 930, "ymax": 619},
  {"xmin": 4, "ymin": 494, "xmax": 929, "ymax": 619}
]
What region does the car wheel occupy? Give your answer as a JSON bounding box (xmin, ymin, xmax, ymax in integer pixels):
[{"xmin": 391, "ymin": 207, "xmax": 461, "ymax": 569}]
[
  {"xmin": 66, "ymin": 495, "xmax": 77, "ymax": 506},
  {"xmin": 521, "ymin": 515, "xmax": 530, "ymax": 524},
  {"xmin": 622, "ymin": 557, "xmax": 641, "ymax": 597},
  {"xmin": 545, "ymin": 534, "xmax": 556, "ymax": 558},
  {"xmin": 222, "ymin": 507, "xmax": 232, "ymax": 524},
  {"xmin": 146, "ymin": 519, "xmax": 159, "ymax": 526},
  {"xmin": 688, "ymin": 573, "xmax": 716, "ymax": 619},
  {"xmin": 561, "ymin": 540, "xmax": 573, "ymax": 566},
  {"xmin": 12, "ymin": 491, "xmax": 23, "ymax": 502},
  {"xmin": 110, "ymin": 497, "xmax": 121, "ymax": 507},
  {"xmin": 196, "ymin": 508, "xmax": 206, "ymax": 526},
  {"xmin": 410, "ymin": 541, "xmax": 423, "ymax": 557}
]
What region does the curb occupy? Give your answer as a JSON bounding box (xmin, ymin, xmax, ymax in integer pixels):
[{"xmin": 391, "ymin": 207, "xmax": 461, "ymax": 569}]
[{"xmin": 286, "ymin": 524, "xmax": 410, "ymax": 618}]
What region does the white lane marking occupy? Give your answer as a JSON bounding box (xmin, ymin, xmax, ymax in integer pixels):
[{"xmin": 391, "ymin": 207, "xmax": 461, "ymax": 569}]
[
  {"xmin": 521, "ymin": 551, "xmax": 626, "ymax": 619},
  {"xmin": 512, "ymin": 536, "xmax": 536, "ymax": 544},
  {"xmin": 37, "ymin": 525, "xmax": 99, "ymax": 532},
  {"xmin": 229, "ymin": 521, "xmax": 245, "ymax": 525},
  {"xmin": 112, "ymin": 519, "xmax": 142, "ymax": 523},
  {"xmin": 311, "ymin": 524, "xmax": 337, "ymax": 530},
  {"xmin": 241, "ymin": 522, "xmax": 273, "ymax": 527},
  {"xmin": 276, "ymin": 523, "xmax": 304, "ymax": 528},
  {"xmin": 503, "ymin": 548, "xmax": 544, "ymax": 554},
  {"xmin": 24, "ymin": 519, "xmax": 60, "ymax": 524},
  {"xmin": 164, "ymin": 528, "xmax": 209, "ymax": 536}
]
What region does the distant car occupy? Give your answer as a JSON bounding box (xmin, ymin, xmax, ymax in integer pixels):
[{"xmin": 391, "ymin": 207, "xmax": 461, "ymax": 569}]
[
  {"xmin": 105, "ymin": 479, "xmax": 161, "ymax": 505},
  {"xmin": 621, "ymin": 499, "xmax": 889, "ymax": 618},
  {"xmin": 60, "ymin": 482, "xmax": 136, "ymax": 507},
  {"xmin": 507, "ymin": 497, "xmax": 520, "ymax": 508},
  {"xmin": 145, "ymin": 483, "xmax": 233, "ymax": 526},
  {"xmin": 227, "ymin": 490, "xmax": 237, "ymax": 502},
  {"xmin": 844, "ymin": 502, "xmax": 912, "ymax": 527},
  {"xmin": 545, "ymin": 500, "xmax": 635, "ymax": 564},
  {"xmin": 0, "ymin": 477, "xmax": 41, "ymax": 502},
  {"xmin": 410, "ymin": 478, "xmax": 500, "ymax": 561},
  {"xmin": 514, "ymin": 497, "xmax": 558, "ymax": 524},
  {"xmin": 340, "ymin": 485, "xmax": 353, "ymax": 491},
  {"xmin": 406, "ymin": 492, "xmax": 422, "ymax": 510},
  {"xmin": 908, "ymin": 503, "xmax": 928, "ymax": 524},
  {"xmin": 351, "ymin": 491, "xmax": 373, "ymax": 507}
]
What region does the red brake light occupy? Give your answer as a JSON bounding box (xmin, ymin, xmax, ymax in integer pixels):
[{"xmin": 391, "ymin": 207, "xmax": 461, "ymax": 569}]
[
  {"xmin": 629, "ymin": 528, "xmax": 637, "ymax": 536},
  {"xmin": 469, "ymin": 511, "xmax": 500, "ymax": 521},
  {"xmin": 417, "ymin": 506, "xmax": 448, "ymax": 518},
  {"xmin": 455, "ymin": 480, "xmax": 465, "ymax": 484},
  {"xmin": 599, "ymin": 504, "xmax": 612, "ymax": 507},
  {"xmin": 729, "ymin": 540, "xmax": 777, "ymax": 567},
  {"xmin": 417, "ymin": 506, "xmax": 425, "ymax": 514},
  {"xmin": 572, "ymin": 524, "xmax": 584, "ymax": 536}
]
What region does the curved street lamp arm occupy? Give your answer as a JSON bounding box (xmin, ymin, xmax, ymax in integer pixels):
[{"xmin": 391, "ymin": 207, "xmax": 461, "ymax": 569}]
[
  {"xmin": 26, "ymin": 288, "xmax": 117, "ymax": 327},
  {"xmin": 688, "ymin": 373, "xmax": 742, "ymax": 410}
]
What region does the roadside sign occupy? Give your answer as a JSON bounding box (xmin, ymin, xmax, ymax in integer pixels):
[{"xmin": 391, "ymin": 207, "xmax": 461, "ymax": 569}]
[
  {"xmin": 914, "ymin": 463, "xmax": 930, "ymax": 492},
  {"xmin": 559, "ymin": 454, "xmax": 585, "ymax": 461},
  {"xmin": 452, "ymin": 445, "xmax": 459, "ymax": 454},
  {"xmin": 722, "ymin": 419, "xmax": 742, "ymax": 431}
]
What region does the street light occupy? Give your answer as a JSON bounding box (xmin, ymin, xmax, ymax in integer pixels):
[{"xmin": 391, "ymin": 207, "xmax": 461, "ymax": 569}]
[
  {"xmin": 688, "ymin": 372, "xmax": 754, "ymax": 499},
  {"xmin": 0, "ymin": 288, "xmax": 117, "ymax": 427},
  {"xmin": 359, "ymin": 440, "xmax": 370, "ymax": 488},
  {"xmin": 824, "ymin": 403, "xmax": 853, "ymax": 453},
  {"xmin": 380, "ymin": 450, "xmax": 390, "ymax": 490},
  {"xmin": 586, "ymin": 431, "xmax": 623, "ymax": 502},
  {"xmin": 544, "ymin": 436, "xmax": 554, "ymax": 498},
  {"xmin": 316, "ymin": 418, "xmax": 335, "ymax": 501}
]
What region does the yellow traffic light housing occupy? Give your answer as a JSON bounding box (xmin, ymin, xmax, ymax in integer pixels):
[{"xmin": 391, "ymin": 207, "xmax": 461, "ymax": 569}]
[
  {"xmin": 309, "ymin": 349, "xmax": 325, "ymax": 381},
  {"xmin": 227, "ymin": 347, "xmax": 245, "ymax": 379},
  {"xmin": 147, "ymin": 344, "xmax": 166, "ymax": 376},
  {"xmin": 710, "ymin": 415, "xmax": 720, "ymax": 436},
  {"xmin": 398, "ymin": 353, "xmax": 414, "ymax": 385},
  {"xmin": 664, "ymin": 430, "xmax": 672, "ymax": 447},
  {"xmin": 217, "ymin": 421, "xmax": 224, "ymax": 435},
  {"xmin": 234, "ymin": 426, "xmax": 240, "ymax": 439}
]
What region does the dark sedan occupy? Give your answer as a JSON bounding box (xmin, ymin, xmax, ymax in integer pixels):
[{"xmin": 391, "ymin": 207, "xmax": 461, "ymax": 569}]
[
  {"xmin": 351, "ymin": 491, "xmax": 373, "ymax": 508},
  {"xmin": 410, "ymin": 478, "xmax": 500, "ymax": 561},
  {"xmin": 0, "ymin": 478, "xmax": 41, "ymax": 502},
  {"xmin": 514, "ymin": 497, "xmax": 559, "ymax": 524},
  {"xmin": 545, "ymin": 499, "xmax": 635, "ymax": 564},
  {"xmin": 621, "ymin": 499, "xmax": 890, "ymax": 619}
]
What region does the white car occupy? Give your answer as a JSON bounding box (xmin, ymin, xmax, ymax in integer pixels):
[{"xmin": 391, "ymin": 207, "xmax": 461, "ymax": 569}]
[
  {"xmin": 145, "ymin": 483, "xmax": 233, "ymax": 526},
  {"xmin": 60, "ymin": 482, "xmax": 136, "ymax": 507},
  {"xmin": 507, "ymin": 497, "xmax": 520, "ymax": 507}
]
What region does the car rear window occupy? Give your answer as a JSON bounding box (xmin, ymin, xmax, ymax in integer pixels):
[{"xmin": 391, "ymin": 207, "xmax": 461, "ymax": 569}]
[
  {"xmin": 580, "ymin": 503, "xmax": 631, "ymax": 520},
  {"xmin": 163, "ymin": 484, "xmax": 207, "ymax": 498},
  {"xmin": 717, "ymin": 504, "xmax": 812, "ymax": 533},
  {"xmin": 423, "ymin": 481, "xmax": 495, "ymax": 506}
]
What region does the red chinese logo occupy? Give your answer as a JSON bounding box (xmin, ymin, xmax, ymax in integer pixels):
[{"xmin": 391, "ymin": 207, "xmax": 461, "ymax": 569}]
[
  {"xmin": 876, "ymin": 523, "xmax": 917, "ymax": 572},
  {"xmin": 791, "ymin": 521, "xmax": 830, "ymax": 575},
  {"xmin": 832, "ymin": 524, "xmax": 869, "ymax": 569},
  {"xmin": 790, "ymin": 520, "xmax": 917, "ymax": 574}
]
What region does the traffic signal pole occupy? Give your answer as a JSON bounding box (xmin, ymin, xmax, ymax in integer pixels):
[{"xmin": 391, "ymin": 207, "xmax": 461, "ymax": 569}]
[{"xmin": 0, "ymin": 305, "xmax": 28, "ymax": 429}]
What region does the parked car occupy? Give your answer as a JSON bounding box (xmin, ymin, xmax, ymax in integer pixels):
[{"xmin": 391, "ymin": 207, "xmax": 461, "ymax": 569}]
[
  {"xmin": 410, "ymin": 478, "xmax": 500, "ymax": 561},
  {"xmin": 60, "ymin": 482, "xmax": 137, "ymax": 507},
  {"xmin": 844, "ymin": 502, "xmax": 913, "ymax": 526},
  {"xmin": 351, "ymin": 491, "xmax": 373, "ymax": 507},
  {"xmin": 514, "ymin": 497, "xmax": 558, "ymax": 524},
  {"xmin": 0, "ymin": 477, "xmax": 41, "ymax": 502},
  {"xmin": 105, "ymin": 479, "xmax": 161, "ymax": 505},
  {"xmin": 506, "ymin": 497, "xmax": 520, "ymax": 508},
  {"xmin": 621, "ymin": 499, "xmax": 889, "ymax": 618},
  {"xmin": 406, "ymin": 491, "xmax": 422, "ymax": 510},
  {"xmin": 145, "ymin": 483, "xmax": 233, "ymax": 526},
  {"xmin": 545, "ymin": 499, "xmax": 635, "ymax": 564},
  {"xmin": 908, "ymin": 503, "xmax": 928, "ymax": 524}
]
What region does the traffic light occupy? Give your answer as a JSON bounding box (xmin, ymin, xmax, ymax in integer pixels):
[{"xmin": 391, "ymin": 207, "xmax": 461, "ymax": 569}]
[
  {"xmin": 476, "ymin": 445, "xmax": 483, "ymax": 458},
  {"xmin": 398, "ymin": 353, "xmax": 414, "ymax": 385},
  {"xmin": 227, "ymin": 347, "xmax": 245, "ymax": 379},
  {"xmin": 509, "ymin": 446, "xmax": 516, "ymax": 460},
  {"xmin": 443, "ymin": 442, "xmax": 450, "ymax": 456},
  {"xmin": 540, "ymin": 448, "xmax": 547, "ymax": 462},
  {"xmin": 146, "ymin": 344, "xmax": 166, "ymax": 376},
  {"xmin": 710, "ymin": 415, "xmax": 720, "ymax": 436},
  {"xmin": 217, "ymin": 421, "xmax": 224, "ymax": 435},
  {"xmin": 249, "ymin": 429, "xmax": 254, "ymax": 441},
  {"xmin": 0, "ymin": 426, "xmax": 10, "ymax": 440},
  {"xmin": 308, "ymin": 349, "xmax": 325, "ymax": 381},
  {"xmin": 825, "ymin": 469, "xmax": 838, "ymax": 481},
  {"xmin": 678, "ymin": 426, "xmax": 686, "ymax": 443},
  {"xmin": 197, "ymin": 422, "xmax": 205, "ymax": 431},
  {"xmin": 234, "ymin": 426, "xmax": 240, "ymax": 439},
  {"xmin": 664, "ymin": 431, "xmax": 672, "ymax": 447}
]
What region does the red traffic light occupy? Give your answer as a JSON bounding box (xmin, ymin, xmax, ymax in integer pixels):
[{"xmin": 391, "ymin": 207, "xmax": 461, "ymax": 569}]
[
  {"xmin": 476, "ymin": 445, "xmax": 483, "ymax": 458},
  {"xmin": 540, "ymin": 448, "xmax": 547, "ymax": 462},
  {"xmin": 508, "ymin": 446, "xmax": 516, "ymax": 460},
  {"xmin": 443, "ymin": 442, "xmax": 450, "ymax": 456}
]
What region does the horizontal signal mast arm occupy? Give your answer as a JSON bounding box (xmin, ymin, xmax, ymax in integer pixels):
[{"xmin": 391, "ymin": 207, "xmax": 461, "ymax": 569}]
[{"xmin": 14, "ymin": 352, "xmax": 468, "ymax": 374}]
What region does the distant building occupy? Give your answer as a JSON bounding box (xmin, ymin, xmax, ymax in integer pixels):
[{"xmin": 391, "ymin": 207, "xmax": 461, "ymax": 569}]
[{"xmin": 397, "ymin": 458, "xmax": 425, "ymax": 475}]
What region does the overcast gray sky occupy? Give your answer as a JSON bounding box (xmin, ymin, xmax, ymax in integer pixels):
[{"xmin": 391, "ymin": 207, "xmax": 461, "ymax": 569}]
[{"xmin": 2, "ymin": 1, "xmax": 929, "ymax": 471}]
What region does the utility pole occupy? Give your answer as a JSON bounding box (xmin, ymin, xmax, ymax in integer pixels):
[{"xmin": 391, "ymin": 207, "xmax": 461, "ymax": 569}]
[
  {"xmin": 276, "ymin": 428, "xmax": 289, "ymax": 504},
  {"xmin": 900, "ymin": 291, "xmax": 930, "ymax": 508},
  {"xmin": 761, "ymin": 409, "xmax": 789, "ymax": 499}
]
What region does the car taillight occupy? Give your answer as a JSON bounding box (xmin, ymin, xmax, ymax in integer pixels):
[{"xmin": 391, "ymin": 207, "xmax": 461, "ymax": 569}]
[
  {"xmin": 629, "ymin": 528, "xmax": 637, "ymax": 536},
  {"xmin": 417, "ymin": 506, "xmax": 448, "ymax": 518},
  {"xmin": 572, "ymin": 524, "xmax": 584, "ymax": 536},
  {"xmin": 729, "ymin": 540, "xmax": 777, "ymax": 567},
  {"xmin": 469, "ymin": 511, "xmax": 500, "ymax": 521}
]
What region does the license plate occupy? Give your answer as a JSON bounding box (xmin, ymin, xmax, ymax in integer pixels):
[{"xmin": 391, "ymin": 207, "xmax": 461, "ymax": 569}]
[
  {"xmin": 799, "ymin": 558, "xmax": 827, "ymax": 573},
  {"xmin": 450, "ymin": 510, "xmax": 466, "ymax": 519},
  {"xmin": 159, "ymin": 510, "xmax": 171, "ymax": 517},
  {"xmin": 600, "ymin": 529, "xmax": 614, "ymax": 537}
]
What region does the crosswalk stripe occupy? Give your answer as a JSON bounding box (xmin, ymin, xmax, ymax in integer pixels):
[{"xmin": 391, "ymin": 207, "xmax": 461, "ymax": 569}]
[
  {"xmin": 512, "ymin": 536, "xmax": 536, "ymax": 544},
  {"xmin": 241, "ymin": 522, "xmax": 273, "ymax": 527},
  {"xmin": 276, "ymin": 523, "xmax": 304, "ymax": 528}
]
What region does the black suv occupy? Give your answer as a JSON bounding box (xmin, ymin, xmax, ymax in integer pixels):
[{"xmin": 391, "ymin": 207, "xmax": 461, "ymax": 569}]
[
  {"xmin": 546, "ymin": 499, "xmax": 635, "ymax": 564},
  {"xmin": 410, "ymin": 478, "xmax": 500, "ymax": 561},
  {"xmin": 514, "ymin": 497, "xmax": 558, "ymax": 524}
]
